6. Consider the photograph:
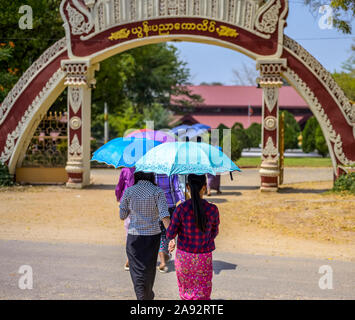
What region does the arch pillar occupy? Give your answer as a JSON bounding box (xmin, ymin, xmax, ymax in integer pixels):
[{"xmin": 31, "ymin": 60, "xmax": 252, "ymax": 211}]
[
  {"xmin": 61, "ymin": 60, "xmax": 99, "ymax": 188},
  {"xmin": 257, "ymin": 59, "xmax": 287, "ymax": 192}
]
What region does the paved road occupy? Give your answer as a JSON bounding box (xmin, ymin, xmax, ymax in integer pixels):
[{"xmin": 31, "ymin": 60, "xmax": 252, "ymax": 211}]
[{"xmin": 1, "ymin": 240, "xmax": 354, "ymax": 300}]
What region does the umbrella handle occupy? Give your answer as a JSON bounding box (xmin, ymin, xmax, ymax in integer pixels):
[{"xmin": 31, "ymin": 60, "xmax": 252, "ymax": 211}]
[{"xmin": 230, "ymin": 171, "xmax": 233, "ymax": 181}]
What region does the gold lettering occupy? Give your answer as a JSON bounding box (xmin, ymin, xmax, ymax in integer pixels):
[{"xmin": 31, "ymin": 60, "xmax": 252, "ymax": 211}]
[
  {"xmin": 209, "ymin": 21, "xmax": 216, "ymax": 33},
  {"xmin": 132, "ymin": 27, "xmax": 143, "ymax": 38},
  {"xmin": 143, "ymin": 21, "xmax": 150, "ymax": 37},
  {"xmin": 216, "ymin": 25, "xmax": 239, "ymax": 38},
  {"xmin": 108, "ymin": 19, "xmax": 239, "ymax": 41},
  {"xmin": 108, "ymin": 28, "xmax": 130, "ymax": 40},
  {"xmin": 201, "ymin": 20, "xmax": 209, "ymax": 31}
]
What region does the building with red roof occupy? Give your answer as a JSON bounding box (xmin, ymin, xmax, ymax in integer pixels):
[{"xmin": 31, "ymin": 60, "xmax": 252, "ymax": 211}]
[{"xmin": 170, "ymin": 85, "xmax": 312, "ymax": 129}]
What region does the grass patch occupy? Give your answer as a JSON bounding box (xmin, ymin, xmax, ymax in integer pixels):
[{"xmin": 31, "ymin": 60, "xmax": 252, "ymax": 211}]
[{"xmin": 237, "ymin": 157, "xmax": 332, "ymax": 167}]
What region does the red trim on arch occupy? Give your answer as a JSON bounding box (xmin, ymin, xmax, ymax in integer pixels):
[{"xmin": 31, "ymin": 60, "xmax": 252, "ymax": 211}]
[
  {"xmin": 283, "ymin": 50, "xmax": 355, "ymax": 165},
  {"xmin": 0, "ymin": 51, "xmax": 68, "ymax": 163}
]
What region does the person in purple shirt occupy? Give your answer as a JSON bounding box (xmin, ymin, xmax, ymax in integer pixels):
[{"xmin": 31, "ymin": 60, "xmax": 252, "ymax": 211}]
[
  {"xmin": 115, "ymin": 166, "xmax": 135, "ymax": 270},
  {"xmin": 155, "ymin": 174, "xmax": 185, "ymax": 273}
]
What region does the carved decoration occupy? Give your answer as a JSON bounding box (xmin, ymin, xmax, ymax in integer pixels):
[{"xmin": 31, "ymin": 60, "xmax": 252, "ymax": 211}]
[
  {"xmin": 70, "ymin": 116, "xmax": 82, "ymax": 130},
  {"xmin": 68, "ymin": 87, "xmax": 83, "ymax": 114},
  {"xmin": 0, "ymin": 69, "xmax": 65, "ymax": 163},
  {"xmin": 264, "ymin": 87, "xmax": 278, "ymax": 113},
  {"xmin": 62, "ymin": 61, "xmax": 89, "ymax": 86},
  {"xmin": 66, "ymin": 2, "xmax": 93, "ymax": 35},
  {"xmin": 68, "ymin": 134, "xmax": 83, "ymax": 157},
  {"xmin": 255, "ymin": 0, "xmax": 281, "ymax": 34},
  {"xmin": 262, "ymin": 136, "xmax": 278, "ymax": 160},
  {"xmin": 264, "ymin": 116, "xmax": 277, "ymax": 131}
]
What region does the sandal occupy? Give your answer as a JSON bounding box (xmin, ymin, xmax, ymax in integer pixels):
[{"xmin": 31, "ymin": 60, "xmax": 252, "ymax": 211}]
[{"xmin": 124, "ymin": 263, "xmax": 130, "ymax": 271}]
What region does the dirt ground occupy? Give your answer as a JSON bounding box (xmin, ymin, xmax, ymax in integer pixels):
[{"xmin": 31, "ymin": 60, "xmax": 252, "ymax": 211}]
[{"xmin": 0, "ymin": 170, "xmax": 354, "ymax": 262}]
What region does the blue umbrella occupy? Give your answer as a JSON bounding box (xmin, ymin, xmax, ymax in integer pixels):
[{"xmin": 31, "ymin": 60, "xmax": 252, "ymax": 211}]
[
  {"xmin": 170, "ymin": 124, "xmax": 190, "ymax": 135},
  {"xmin": 171, "ymin": 124, "xmax": 209, "ymax": 141},
  {"xmin": 91, "ymin": 137, "xmax": 162, "ymax": 168},
  {"xmin": 191, "ymin": 123, "xmax": 211, "ymax": 131},
  {"xmin": 135, "ymin": 141, "xmax": 241, "ymax": 176}
]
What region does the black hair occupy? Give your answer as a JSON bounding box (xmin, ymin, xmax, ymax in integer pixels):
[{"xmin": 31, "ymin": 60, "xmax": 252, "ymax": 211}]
[
  {"xmin": 187, "ymin": 174, "xmax": 207, "ymax": 232},
  {"xmin": 134, "ymin": 171, "xmax": 156, "ymax": 185}
]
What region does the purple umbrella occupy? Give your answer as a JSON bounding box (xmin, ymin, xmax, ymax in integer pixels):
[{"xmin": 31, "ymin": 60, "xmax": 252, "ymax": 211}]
[{"xmin": 126, "ymin": 129, "xmax": 176, "ymax": 143}]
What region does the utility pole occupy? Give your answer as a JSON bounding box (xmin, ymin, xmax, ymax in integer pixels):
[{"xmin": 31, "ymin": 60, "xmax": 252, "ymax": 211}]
[{"xmin": 104, "ymin": 102, "xmax": 109, "ymax": 144}]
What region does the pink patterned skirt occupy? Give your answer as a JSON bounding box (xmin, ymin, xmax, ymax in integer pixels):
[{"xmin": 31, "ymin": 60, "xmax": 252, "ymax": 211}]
[{"xmin": 175, "ymin": 249, "xmax": 213, "ymax": 300}]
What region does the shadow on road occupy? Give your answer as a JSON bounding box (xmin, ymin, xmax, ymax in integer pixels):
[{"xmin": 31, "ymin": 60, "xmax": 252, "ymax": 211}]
[
  {"xmin": 165, "ymin": 260, "xmax": 237, "ymax": 275},
  {"xmin": 87, "ymin": 184, "xmax": 116, "ymax": 190},
  {"xmin": 221, "ymin": 186, "xmax": 259, "ymax": 191},
  {"xmin": 278, "ymin": 187, "xmax": 330, "ymax": 194}
]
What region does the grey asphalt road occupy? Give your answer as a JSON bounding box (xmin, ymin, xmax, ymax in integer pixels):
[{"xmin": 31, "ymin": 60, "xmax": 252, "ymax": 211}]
[{"xmin": 0, "ymin": 240, "xmax": 354, "ymax": 300}]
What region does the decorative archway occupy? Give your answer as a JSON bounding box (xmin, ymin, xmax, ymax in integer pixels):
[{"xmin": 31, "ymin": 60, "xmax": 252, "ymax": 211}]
[{"xmin": 0, "ymin": 0, "xmax": 354, "ymax": 190}]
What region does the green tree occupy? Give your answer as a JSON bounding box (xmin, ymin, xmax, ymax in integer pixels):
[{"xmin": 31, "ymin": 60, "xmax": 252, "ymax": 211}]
[
  {"xmin": 91, "ymin": 44, "xmax": 198, "ymax": 140},
  {"xmin": 304, "ymin": 0, "xmax": 355, "ymax": 34},
  {"xmin": 302, "ymin": 116, "xmax": 329, "ymax": 157},
  {"xmin": 315, "ymin": 125, "xmax": 329, "ymax": 157},
  {"xmin": 280, "ymin": 110, "xmax": 301, "ymax": 150},
  {"xmin": 245, "ymin": 123, "xmax": 262, "ymax": 148},
  {"xmin": 123, "ymin": 44, "xmax": 198, "ymax": 113},
  {"xmin": 222, "ymin": 130, "xmax": 243, "ymax": 162},
  {"xmin": 216, "ymin": 124, "xmax": 229, "ymax": 147},
  {"xmin": 142, "ymin": 103, "xmax": 174, "ymax": 130},
  {"xmin": 302, "ymin": 116, "xmax": 318, "ymax": 153},
  {"xmin": 332, "ymin": 43, "xmax": 355, "ymax": 102},
  {"xmin": 0, "ymin": 44, "xmax": 18, "ymax": 101},
  {"xmin": 0, "ymin": 162, "xmax": 14, "ymax": 186},
  {"xmin": 231, "ymin": 122, "xmax": 250, "ymax": 150},
  {"xmin": 0, "ymin": 0, "xmax": 64, "ymax": 77}
]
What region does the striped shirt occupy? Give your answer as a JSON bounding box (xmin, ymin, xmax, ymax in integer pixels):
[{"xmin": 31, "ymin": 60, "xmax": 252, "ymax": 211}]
[{"xmin": 119, "ymin": 180, "xmax": 170, "ymax": 236}]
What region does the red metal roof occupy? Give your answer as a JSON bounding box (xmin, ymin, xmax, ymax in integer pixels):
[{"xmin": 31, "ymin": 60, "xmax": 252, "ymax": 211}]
[{"xmin": 172, "ymin": 85, "xmax": 309, "ymax": 109}]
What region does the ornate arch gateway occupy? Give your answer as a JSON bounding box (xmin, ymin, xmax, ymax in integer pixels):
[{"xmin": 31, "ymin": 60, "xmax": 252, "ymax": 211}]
[{"xmin": 0, "ymin": 0, "xmax": 354, "ymax": 190}]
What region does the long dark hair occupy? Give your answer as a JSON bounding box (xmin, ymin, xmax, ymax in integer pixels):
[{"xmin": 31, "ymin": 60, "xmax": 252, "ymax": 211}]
[
  {"xmin": 187, "ymin": 174, "xmax": 207, "ymax": 232},
  {"xmin": 134, "ymin": 171, "xmax": 156, "ymax": 185}
]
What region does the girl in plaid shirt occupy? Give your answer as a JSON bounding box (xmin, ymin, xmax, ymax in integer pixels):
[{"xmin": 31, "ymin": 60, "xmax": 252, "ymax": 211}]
[{"xmin": 166, "ymin": 174, "xmax": 220, "ymax": 300}]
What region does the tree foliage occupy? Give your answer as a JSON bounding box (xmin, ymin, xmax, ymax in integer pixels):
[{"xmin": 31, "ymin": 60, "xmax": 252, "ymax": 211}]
[
  {"xmin": 332, "ymin": 43, "xmax": 355, "ymax": 102},
  {"xmin": 245, "ymin": 123, "xmax": 262, "ymax": 148},
  {"xmin": 0, "ymin": 44, "xmax": 18, "ymax": 101},
  {"xmin": 302, "ymin": 116, "xmax": 318, "ymax": 153},
  {"xmin": 0, "ymin": 162, "xmax": 14, "ymax": 186},
  {"xmin": 222, "ymin": 130, "xmax": 243, "ymax": 162},
  {"xmin": 231, "ymin": 122, "xmax": 250, "ymax": 149},
  {"xmin": 280, "ymin": 110, "xmax": 301, "ymax": 150},
  {"xmin": 302, "ymin": 116, "xmax": 329, "ymax": 157},
  {"xmin": 315, "ymin": 124, "xmax": 329, "ymax": 157},
  {"xmin": 304, "ymin": 0, "xmax": 355, "ymax": 34}
]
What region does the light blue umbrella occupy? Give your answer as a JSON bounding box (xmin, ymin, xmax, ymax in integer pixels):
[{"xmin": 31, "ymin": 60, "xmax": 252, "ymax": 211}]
[
  {"xmin": 91, "ymin": 137, "xmax": 162, "ymax": 168},
  {"xmin": 135, "ymin": 141, "xmax": 241, "ymax": 176}
]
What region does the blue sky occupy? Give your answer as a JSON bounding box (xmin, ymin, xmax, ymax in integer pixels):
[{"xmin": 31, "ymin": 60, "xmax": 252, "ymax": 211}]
[{"xmin": 170, "ymin": 2, "xmax": 355, "ymax": 85}]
